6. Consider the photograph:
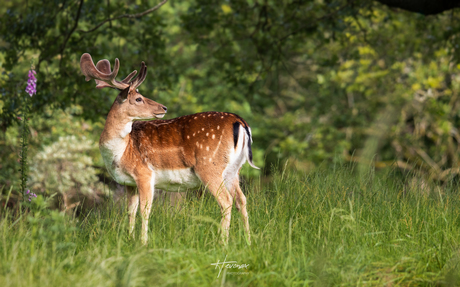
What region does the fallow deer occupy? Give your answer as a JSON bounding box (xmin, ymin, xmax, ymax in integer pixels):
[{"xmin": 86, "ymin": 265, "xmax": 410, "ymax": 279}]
[{"xmin": 80, "ymin": 53, "xmax": 258, "ymax": 244}]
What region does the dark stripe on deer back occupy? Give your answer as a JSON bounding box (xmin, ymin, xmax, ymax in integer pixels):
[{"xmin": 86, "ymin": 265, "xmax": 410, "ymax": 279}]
[{"xmin": 228, "ymin": 112, "xmax": 248, "ymax": 128}]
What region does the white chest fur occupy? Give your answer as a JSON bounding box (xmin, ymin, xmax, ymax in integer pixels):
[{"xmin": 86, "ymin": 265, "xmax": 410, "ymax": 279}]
[{"xmin": 100, "ymin": 136, "xmax": 136, "ymax": 186}]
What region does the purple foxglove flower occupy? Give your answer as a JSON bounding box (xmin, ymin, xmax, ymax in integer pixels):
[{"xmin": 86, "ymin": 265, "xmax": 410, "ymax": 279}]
[
  {"xmin": 25, "ymin": 69, "xmax": 37, "ymax": 97},
  {"xmin": 27, "ymin": 190, "xmax": 37, "ymax": 201}
]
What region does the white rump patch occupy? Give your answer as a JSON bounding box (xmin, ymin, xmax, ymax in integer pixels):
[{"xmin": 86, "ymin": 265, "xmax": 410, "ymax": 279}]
[{"xmin": 222, "ymin": 125, "xmax": 246, "ymax": 191}]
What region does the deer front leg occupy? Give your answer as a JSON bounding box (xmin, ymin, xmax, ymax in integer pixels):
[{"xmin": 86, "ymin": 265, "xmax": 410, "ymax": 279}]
[
  {"xmin": 136, "ymin": 172, "xmax": 155, "ymax": 245},
  {"xmin": 126, "ymin": 185, "xmax": 139, "ymax": 239}
]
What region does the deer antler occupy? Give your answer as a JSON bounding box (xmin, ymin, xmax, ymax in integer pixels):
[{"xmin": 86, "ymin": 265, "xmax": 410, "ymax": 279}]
[
  {"xmin": 130, "ymin": 62, "xmax": 147, "ymax": 88},
  {"xmin": 80, "ymin": 53, "xmax": 146, "ymax": 90}
]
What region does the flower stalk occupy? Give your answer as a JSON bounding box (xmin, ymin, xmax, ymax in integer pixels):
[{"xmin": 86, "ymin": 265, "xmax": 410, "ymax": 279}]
[{"xmin": 20, "ymin": 66, "xmax": 36, "ymax": 203}]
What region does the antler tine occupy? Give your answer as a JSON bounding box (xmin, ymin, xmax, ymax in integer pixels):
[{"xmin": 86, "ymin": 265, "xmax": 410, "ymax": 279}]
[
  {"xmin": 121, "ymin": 70, "xmax": 138, "ymax": 84},
  {"xmin": 96, "ymin": 59, "xmax": 139, "ymax": 87},
  {"xmin": 95, "ymin": 59, "xmax": 116, "ymax": 89},
  {"xmin": 108, "ymin": 58, "xmax": 129, "ymax": 89},
  {"xmin": 81, "ymin": 54, "xmax": 112, "ymax": 81},
  {"xmin": 96, "ymin": 59, "xmax": 112, "ymax": 74},
  {"xmin": 80, "ymin": 53, "xmax": 128, "ymax": 90},
  {"xmin": 131, "ymin": 62, "xmax": 148, "ymax": 88}
]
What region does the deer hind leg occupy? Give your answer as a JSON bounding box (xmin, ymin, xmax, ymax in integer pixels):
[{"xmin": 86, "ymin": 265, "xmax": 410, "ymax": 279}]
[
  {"xmin": 126, "ymin": 185, "xmax": 139, "ymax": 239},
  {"xmin": 197, "ymin": 171, "xmax": 233, "ymax": 244},
  {"xmin": 232, "ymin": 178, "xmax": 251, "ymax": 244},
  {"xmin": 136, "ymin": 172, "xmax": 155, "ymax": 245}
]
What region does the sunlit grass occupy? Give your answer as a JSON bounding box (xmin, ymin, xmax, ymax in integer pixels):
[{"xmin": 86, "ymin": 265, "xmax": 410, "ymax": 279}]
[{"xmin": 1, "ymin": 166, "xmax": 460, "ymax": 286}]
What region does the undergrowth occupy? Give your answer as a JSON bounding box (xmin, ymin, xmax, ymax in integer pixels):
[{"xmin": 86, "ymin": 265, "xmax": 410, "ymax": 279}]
[{"xmin": 1, "ymin": 166, "xmax": 460, "ymax": 286}]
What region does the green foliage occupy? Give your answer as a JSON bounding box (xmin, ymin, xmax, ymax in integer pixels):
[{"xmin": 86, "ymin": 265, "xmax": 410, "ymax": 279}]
[
  {"xmin": 28, "ymin": 135, "xmax": 108, "ymax": 200},
  {"xmin": 0, "ymin": 105, "xmax": 104, "ymax": 201},
  {"xmin": 1, "ymin": 167, "xmax": 460, "ymax": 285},
  {"xmin": 1, "ymin": 1, "xmax": 460, "ymax": 284},
  {"xmin": 2, "ymin": 0, "xmax": 460, "ymax": 182}
]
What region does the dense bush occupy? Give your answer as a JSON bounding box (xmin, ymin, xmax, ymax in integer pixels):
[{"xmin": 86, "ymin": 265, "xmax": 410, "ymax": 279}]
[{"xmin": 29, "ymin": 135, "xmax": 108, "ymax": 211}]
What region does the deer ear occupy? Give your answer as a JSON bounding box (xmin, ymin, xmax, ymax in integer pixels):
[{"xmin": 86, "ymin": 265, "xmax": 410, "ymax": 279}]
[
  {"xmin": 116, "ymin": 86, "xmax": 130, "ymax": 103},
  {"xmin": 128, "ymin": 85, "xmax": 139, "ymax": 105}
]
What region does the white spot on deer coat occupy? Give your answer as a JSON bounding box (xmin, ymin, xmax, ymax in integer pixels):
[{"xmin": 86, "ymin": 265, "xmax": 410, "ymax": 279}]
[{"xmin": 211, "ymin": 135, "xmax": 223, "ymax": 159}]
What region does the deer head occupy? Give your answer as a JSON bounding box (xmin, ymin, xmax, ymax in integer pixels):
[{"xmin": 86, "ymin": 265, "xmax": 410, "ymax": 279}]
[{"xmin": 80, "ymin": 53, "xmax": 167, "ymax": 119}]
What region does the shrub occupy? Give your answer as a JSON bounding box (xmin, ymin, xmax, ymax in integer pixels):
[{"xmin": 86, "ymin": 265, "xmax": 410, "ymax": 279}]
[{"xmin": 29, "ymin": 135, "xmax": 109, "ymax": 212}]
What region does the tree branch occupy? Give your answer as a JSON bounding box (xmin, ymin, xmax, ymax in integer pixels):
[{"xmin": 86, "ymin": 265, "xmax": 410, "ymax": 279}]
[
  {"xmin": 376, "ymin": 0, "xmax": 460, "ymax": 15},
  {"xmin": 61, "ymin": 0, "xmax": 84, "ymax": 55},
  {"xmin": 79, "ymin": 0, "xmax": 168, "ymax": 33},
  {"xmin": 277, "ymin": 1, "xmax": 356, "ymax": 43}
]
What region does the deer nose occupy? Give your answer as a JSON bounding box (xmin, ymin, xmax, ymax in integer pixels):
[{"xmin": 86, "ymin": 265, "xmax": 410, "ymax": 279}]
[{"xmin": 162, "ymin": 106, "xmax": 167, "ymax": 113}]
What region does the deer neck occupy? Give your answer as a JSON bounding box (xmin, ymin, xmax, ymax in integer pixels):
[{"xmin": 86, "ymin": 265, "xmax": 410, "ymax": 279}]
[
  {"xmin": 101, "ymin": 103, "xmax": 134, "ymax": 141},
  {"xmin": 99, "ymin": 103, "xmax": 134, "ymax": 171}
]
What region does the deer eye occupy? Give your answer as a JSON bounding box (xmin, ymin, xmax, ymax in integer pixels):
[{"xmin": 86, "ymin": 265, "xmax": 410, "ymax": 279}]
[{"xmin": 136, "ymin": 97, "xmax": 142, "ymax": 102}]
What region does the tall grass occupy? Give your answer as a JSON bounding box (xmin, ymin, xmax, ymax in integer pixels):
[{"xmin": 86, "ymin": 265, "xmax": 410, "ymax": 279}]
[{"xmin": 1, "ymin": 166, "xmax": 460, "ymax": 286}]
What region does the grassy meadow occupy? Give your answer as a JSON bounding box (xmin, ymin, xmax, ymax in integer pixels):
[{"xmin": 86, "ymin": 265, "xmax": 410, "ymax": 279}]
[{"xmin": 1, "ymin": 165, "xmax": 460, "ymax": 286}]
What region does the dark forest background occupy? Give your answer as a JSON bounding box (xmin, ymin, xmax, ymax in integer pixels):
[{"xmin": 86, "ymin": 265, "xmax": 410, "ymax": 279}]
[{"xmin": 2, "ymin": 0, "xmax": 460, "ymax": 197}]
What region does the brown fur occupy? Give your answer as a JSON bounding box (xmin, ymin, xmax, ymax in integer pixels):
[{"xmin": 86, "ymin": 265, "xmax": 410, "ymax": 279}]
[{"xmin": 129, "ymin": 112, "xmax": 245, "ymax": 169}]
